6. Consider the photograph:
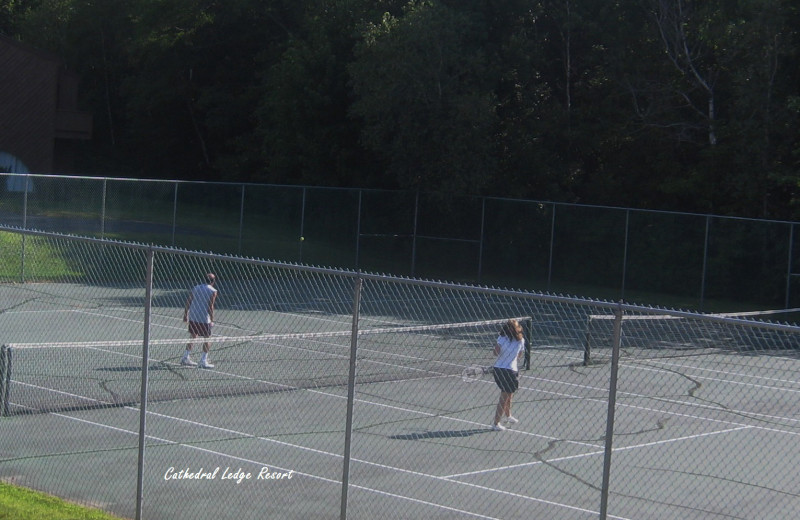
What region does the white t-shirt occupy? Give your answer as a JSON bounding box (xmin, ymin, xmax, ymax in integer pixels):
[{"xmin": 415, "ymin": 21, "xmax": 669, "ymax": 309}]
[
  {"xmin": 188, "ymin": 283, "xmax": 217, "ymax": 323},
  {"xmin": 493, "ymin": 335, "xmax": 525, "ymax": 372}
]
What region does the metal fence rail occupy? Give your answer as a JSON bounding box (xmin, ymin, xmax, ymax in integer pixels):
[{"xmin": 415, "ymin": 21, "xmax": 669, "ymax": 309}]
[
  {"xmin": 1, "ymin": 173, "xmax": 798, "ymax": 308},
  {"xmin": 1, "ymin": 227, "xmax": 798, "ymax": 519}
]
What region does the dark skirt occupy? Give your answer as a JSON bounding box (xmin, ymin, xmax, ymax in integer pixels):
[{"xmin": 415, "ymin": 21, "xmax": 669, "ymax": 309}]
[{"xmin": 493, "ymin": 367, "xmax": 519, "ymax": 393}]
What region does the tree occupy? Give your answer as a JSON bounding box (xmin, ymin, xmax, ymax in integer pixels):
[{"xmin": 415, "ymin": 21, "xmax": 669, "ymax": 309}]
[
  {"xmin": 348, "ymin": 0, "xmax": 499, "ymax": 194},
  {"xmin": 646, "ymin": 0, "xmax": 720, "ymax": 146},
  {"xmin": 253, "ymin": 0, "xmax": 399, "ymax": 186}
]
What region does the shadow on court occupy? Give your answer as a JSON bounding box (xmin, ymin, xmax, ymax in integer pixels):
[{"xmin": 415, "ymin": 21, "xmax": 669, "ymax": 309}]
[{"xmin": 388, "ymin": 428, "xmax": 492, "ymax": 440}]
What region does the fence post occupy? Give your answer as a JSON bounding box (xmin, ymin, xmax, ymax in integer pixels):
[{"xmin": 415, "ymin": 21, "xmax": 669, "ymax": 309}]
[
  {"xmin": 411, "ymin": 191, "xmax": 419, "ymax": 277},
  {"xmin": 21, "ymin": 175, "xmax": 28, "ymax": 282},
  {"xmin": 547, "ymin": 203, "xmax": 556, "ymax": 292},
  {"xmin": 171, "ymin": 182, "xmax": 179, "ymax": 247},
  {"xmin": 786, "ymin": 223, "xmax": 794, "ymax": 309},
  {"xmin": 598, "ymin": 302, "xmax": 624, "ymax": 519},
  {"xmin": 135, "ymin": 248, "xmax": 155, "ymax": 520},
  {"xmin": 355, "ymin": 190, "xmax": 362, "ymax": 270},
  {"xmin": 620, "ymin": 210, "xmax": 630, "ymax": 300},
  {"xmin": 238, "ymin": 184, "xmax": 246, "ymax": 255},
  {"xmin": 340, "ymin": 276, "xmax": 363, "ymax": 520},
  {"xmin": 477, "ymin": 198, "xmax": 486, "ymax": 282},
  {"xmin": 101, "ymin": 178, "xmax": 107, "ymax": 239},
  {"xmin": 700, "ymin": 216, "xmax": 710, "ymax": 311},
  {"xmin": 299, "ymin": 187, "xmax": 307, "ymax": 263}
]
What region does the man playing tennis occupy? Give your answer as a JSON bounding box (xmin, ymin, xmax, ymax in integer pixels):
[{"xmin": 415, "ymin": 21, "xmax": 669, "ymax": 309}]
[
  {"xmin": 181, "ymin": 273, "xmax": 218, "ymax": 368},
  {"xmin": 492, "ymin": 319, "xmax": 525, "ymax": 431}
]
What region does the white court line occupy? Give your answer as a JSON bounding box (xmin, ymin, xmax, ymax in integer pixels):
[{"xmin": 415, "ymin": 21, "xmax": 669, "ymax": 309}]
[
  {"xmin": 6, "ymin": 346, "xmax": 619, "ymax": 518},
  {"xmin": 50, "ymin": 411, "xmax": 501, "ymax": 520},
  {"xmin": 628, "ymin": 362, "xmax": 800, "ymax": 395},
  {"xmin": 537, "ymin": 347, "xmax": 800, "ymax": 386},
  {"xmin": 19, "ymin": 300, "xmax": 473, "ymax": 341},
  {"xmin": 11, "ymin": 343, "xmax": 782, "ymax": 519},
  {"xmin": 14, "ymin": 331, "xmax": 800, "ymax": 443},
  {"xmin": 640, "ymin": 357, "xmax": 800, "ymax": 388},
  {"xmin": 527, "ymin": 348, "xmax": 800, "ymax": 429},
  {"xmin": 9, "ymin": 364, "xmax": 769, "ymax": 520},
  {"xmin": 8, "ymin": 312, "xmax": 798, "ymax": 518},
  {"xmin": 443, "ymin": 426, "xmax": 753, "ymax": 479},
  {"xmin": 8, "ymin": 347, "xmax": 601, "ymax": 451},
  {"xmin": 4, "ymin": 303, "xmax": 358, "ymax": 338},
  {"xmin": 29, "ymin": 403, "xmax": 623, "ymax": 519},
  {"xmin": 523, "ymin": 374, "xmax": 800, "ymax": 436},
  {"xmin": 12, "ymin": 322, "xmax": 800, "ymax": 439}
]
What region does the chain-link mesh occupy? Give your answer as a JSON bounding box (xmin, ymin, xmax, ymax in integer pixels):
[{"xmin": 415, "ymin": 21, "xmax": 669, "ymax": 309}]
[
  {"xmin": 583, "ymin": 309, "xmax": 800, "ymax": 519},
  {"xmin": 5, "ymin": 173, "xmax": 800, "ymax": 309},
  {"xmin": 1, "ymin": 227, "xmax": 799, "ymax": 519}
]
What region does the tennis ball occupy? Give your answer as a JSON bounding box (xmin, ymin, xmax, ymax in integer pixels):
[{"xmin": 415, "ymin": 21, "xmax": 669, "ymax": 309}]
[{"xmin": 300, "ymin": 236, "xmax": 305, "ymax": 241}]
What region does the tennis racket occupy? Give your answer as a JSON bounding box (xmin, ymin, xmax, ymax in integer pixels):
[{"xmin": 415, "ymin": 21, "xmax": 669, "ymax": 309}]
[{"xmin": 461, "ymin": 364, "xmax": 493, "ymax": 383}]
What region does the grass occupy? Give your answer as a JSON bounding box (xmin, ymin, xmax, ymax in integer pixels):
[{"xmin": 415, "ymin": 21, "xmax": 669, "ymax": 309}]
[
  {"xmin": 0, "ymin": 232, "xmax": 83, "ymax": 280},
  {"xmin": 0, "ymin": 481, "xmax": 126, "ymax": 520}
]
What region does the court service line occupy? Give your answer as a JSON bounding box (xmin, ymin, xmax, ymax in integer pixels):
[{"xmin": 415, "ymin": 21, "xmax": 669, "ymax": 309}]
[
  {"xmin": 629, "ymin": 363, "xmax": 800, "ymax": 396},
  {"xmin": 7, "ymin": 361, "xmax": 619, "ymax": 517},
  {"xmin": 135, "ymin": 407, "xmax": 628, "ymax": 520},
  {"xmin": 636, "ymin": 357, "xmax": 800, "ymax": 388},
  {"xmin": 46, "ymin": 411, "xmax": 503, "ymax": 520},
  {"xmin": 7, "ymin": 349, "xmax": 742, "ymax": 518},
  {"xmin": 535, "ymin": 349, "xmax": 800, "ymax": 397},
  {"xmin": 114, "ymin": 304, "xmax": 364, "ymax": 334},
  {"xmin": 137, "ymin": 337, "xmax": 609, "ymax": 449},
  {"xmin": 442, "ymin": 425, "xmax": 753, "ymax": 479},
  {"xmin": 524, "ymin": 375, "xmax": 800, "ymax": 434},
  {"xmin": 17, "ymin": 333, "xmax": 791, "ymax": 449},
  {"xmin": 13, "ymin": 332, "xmax": 796, "ymax": 451},
  {"xmin": 10, "ymin": 328, "xmax": 791, "ymax": 516},
  {"xmin": 0, "ymin": 374, "xmax": 762, "ymax": 520},
  {"xmin": 25, "ymin": 401, "xmax": 622, "ymax": 520}
]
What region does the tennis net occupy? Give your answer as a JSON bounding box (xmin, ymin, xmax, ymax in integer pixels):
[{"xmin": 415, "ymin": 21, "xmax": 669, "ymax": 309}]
[
  {"xmin": 0, "ymin": 316, "xmax": 531, "ymax": 416},
  {"xmin": 582, "ymin": 308, "xmax": 800, "ymax": 365}
]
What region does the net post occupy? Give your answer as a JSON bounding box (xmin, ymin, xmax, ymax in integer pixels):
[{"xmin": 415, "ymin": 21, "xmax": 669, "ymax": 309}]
[
  {"xmin": 340, "ymin": 276, "xmax": 362, "ymax": 520},
  {"xmin": 135, "ymin": 248, "xmax": 155, "ymax": 520},
  {"xmin": 21, "ymin": 177, "xmax": 28, "ymax": 282},
  {"xmin": 599, "ymin": 302, "xmax": 624, "ymax": 519},
  {"xmin": 0, "ymin": 345, "xmax": 11, "ymax": 417},
  {"xmin": 583, "ymin": 318, "xmax": 591, "ymax": 366}
]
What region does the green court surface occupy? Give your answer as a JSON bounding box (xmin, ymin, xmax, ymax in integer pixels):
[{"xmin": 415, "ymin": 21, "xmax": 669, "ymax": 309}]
[
  {"xmin": 2, "ymin": 283, "xmax": 799, "ymax": 519},
  {"xmin": 2, "ymin": 343, "xmax": 799, "ymax": 519}
]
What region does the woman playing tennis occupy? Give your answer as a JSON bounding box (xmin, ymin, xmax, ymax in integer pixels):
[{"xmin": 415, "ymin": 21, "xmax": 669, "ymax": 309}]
[{"xmin": 492, "ymin": 319, "xmax": 525, "ymax": 431}]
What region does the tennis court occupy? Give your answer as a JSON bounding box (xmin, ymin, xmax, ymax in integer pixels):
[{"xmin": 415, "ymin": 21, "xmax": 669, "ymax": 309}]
[
  {"xmin": 1, "ymin": 230, "xmax": 799, "ymax": 519},
  {"xmin": 3, "ymin": 340, "xmax": 799, "ymax": 519}
]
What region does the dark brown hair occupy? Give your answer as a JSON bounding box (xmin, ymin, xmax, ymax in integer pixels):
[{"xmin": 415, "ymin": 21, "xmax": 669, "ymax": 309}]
[{"xmin": 500, "ymin": 319, "xmax": 524, "ymax": 341}]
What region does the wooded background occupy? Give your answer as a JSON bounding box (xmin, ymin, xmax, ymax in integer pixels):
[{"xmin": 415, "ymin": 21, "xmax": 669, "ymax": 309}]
[{"xmin": 2, "ymin": 0, "xmax": 798, "ymax": 219}]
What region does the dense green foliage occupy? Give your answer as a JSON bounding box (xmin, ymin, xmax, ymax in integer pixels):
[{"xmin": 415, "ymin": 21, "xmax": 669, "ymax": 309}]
[{"xmin": 2, "ymin": 0, "xmax": 799, "ymax": 218}]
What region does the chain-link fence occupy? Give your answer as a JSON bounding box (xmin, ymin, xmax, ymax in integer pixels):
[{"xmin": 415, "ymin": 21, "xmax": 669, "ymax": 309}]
[
  {"xmin": 2, "ymin": 173, "xmax": 799, "ymax": 311},
  {"xmin": 1, "ymin": 227, "xmax": 798, "ymax": 519}
]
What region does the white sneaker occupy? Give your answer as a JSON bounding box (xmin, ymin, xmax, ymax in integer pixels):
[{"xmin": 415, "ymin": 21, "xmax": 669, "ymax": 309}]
[
  {"xmin": 199, "ymin": 360, "xmax": 215, "ymax": 369},
  {"xmin": 181, "ymin": 358, "xmax": 197, "ymax": 367},
  {"xmin": 492, "ymin": 423, "xmax": 506, "ymax": 431},
  {"xmin": 505, "ymin": 416, "xmax": 519, "ymax": 425}
]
